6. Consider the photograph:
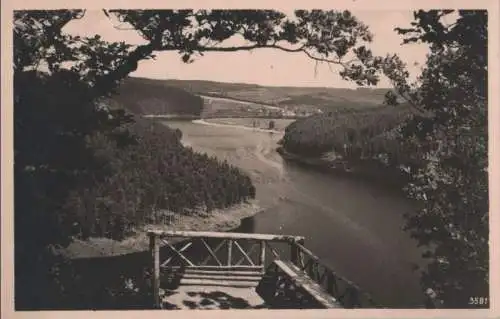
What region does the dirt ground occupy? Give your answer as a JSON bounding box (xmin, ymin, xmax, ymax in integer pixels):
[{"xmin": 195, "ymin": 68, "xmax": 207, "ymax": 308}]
[
  {"xmin": 64, "ymin": 200, "xmax": 262, "ymax": 259},
  {"xmin": 161, "ymin": 286, "xmax": 267, "ymax": 310}
]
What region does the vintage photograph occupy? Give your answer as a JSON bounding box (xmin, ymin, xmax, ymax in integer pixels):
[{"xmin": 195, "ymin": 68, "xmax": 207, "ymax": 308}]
[{"xmin": 10, "ymin": 8, "xmax": 489, "ymax": 311}]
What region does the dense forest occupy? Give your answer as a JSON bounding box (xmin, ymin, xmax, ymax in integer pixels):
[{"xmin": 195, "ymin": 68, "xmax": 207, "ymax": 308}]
[
  {"xmin": 112, "ymin": 77, "xmax": 205, "ymax": 116},
  {"xmin": 280, "ymin": 104, "xmax": 415, "ymax": 162},
  {"xmin": 67, "ymin": 117, "xmax": 256, "ymax": 240}
]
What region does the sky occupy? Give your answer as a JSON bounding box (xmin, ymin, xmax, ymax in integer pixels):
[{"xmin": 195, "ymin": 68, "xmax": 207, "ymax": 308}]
[{"xmin": 63, "ymin": 10, "xmax": 431, "ymax": 89}]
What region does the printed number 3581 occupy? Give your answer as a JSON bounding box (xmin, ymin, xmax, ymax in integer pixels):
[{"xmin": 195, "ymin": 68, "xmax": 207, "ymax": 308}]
[{"xmin": 469, "ymin": 297, "xmax": 488, "ymax": 305}]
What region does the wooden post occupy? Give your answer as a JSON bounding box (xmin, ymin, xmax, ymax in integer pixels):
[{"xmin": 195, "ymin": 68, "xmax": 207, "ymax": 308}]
[
  {"xmin": 290, "ymin": 242, "xmax": 298, "ymax": 266},
  {"xmin": 260, "ymin": 240, "xmax": 266, "ymax": 267},
  {"xmin": 326, "ymin": 272, "xmax": 336, "ymax": 295},
  {"xmin": 298, "ymin": 239, "xmax": 305, "ymax": 269},
  {"xmin": 291, "ymin": 238, "xmax": 304, "ymax": 267},
  {"xmin": 298, "ymin": 238, "xmax": 305, "ymax": 246},
  {"xmin": 227, "ymin": 239, "xmax": 233, "ymax": 266},
  {"xmin": 297, "ymin": 238, "xmax": 305, "ymax": 268},
  {"xmin": 149, "ymin": 233, "xmax": 161, "ymax": 309}
]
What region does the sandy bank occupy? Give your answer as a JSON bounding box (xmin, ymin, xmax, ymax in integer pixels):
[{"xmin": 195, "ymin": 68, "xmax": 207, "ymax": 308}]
[
  {"xmin": 193, "ymin": 119, "xmax": 283, "ymax": 134},
  {"xmin": 64, "ymin": 201, "xmax": 262, "ymax": 259},
  {"xmin": 202, "ymin": 117, "xmax": 295, "ymax": 133},
  {"xmin": 198, "ymin": 94, "xmax": 282, "ymax": 111},
  {"xmin": 142, "ymin": 114, "xmax": 200, "ymax": 120}
]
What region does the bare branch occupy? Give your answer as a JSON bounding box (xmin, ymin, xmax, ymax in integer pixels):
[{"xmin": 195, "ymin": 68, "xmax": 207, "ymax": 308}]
[
  {"xmin": 180, "ymin": 42, "xmax": 349, "ymax": 68},
  {"xmin": 186, "ymin": 43, "xmax": 305, "ymax": 53},
  {"xmin": 112, "ymin": 24, "xmax": 137, "ymax": 31},
  {"xmin": 302, "ymin": 50, "xmax": 347, "ymax": 67}
]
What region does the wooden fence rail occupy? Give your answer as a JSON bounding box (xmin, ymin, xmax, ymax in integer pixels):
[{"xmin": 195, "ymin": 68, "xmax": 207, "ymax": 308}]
[
  {"xmin": 291, "ymin": 241, "xmax": 379, "ymax": 308},
  {"xmin": 148, "ymin": 230, "xmax": 305, "ymax": 242},
  {"xmin": 147, "ymin": 230, "xmax": 304, "ymax": 308},
  {"xmin": 147, "ymin": 230, "xmax": 380, "ymax": 309}
]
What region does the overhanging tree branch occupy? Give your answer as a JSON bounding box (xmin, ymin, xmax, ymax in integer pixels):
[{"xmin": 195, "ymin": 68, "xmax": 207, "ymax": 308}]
[{"xmin": 102, "ymin": 9, "xmax": 380, "ymax": 86}]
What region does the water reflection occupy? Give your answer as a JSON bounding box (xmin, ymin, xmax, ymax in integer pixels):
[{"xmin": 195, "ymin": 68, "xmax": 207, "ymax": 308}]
[
  {"xmin": 234, "ymin": 215, "xmax": 256, "ymax": 234},
  {"xmin": 164, "ymin": 120, "xmax": 426, "ymax": 307}
]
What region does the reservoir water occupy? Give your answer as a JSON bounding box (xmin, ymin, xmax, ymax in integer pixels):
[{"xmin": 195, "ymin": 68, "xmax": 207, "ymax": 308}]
[{"xmin": 165, "ymin": 120, "xmax": 427, "ymax": 308}]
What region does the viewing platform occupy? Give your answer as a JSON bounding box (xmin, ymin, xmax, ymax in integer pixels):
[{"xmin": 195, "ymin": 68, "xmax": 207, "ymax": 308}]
[{"xmin": 147, "ymin": 230, "xmax": 379, "ymax": 310}]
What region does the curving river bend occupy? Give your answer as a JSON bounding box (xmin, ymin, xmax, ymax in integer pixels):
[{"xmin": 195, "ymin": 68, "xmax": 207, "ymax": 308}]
[{"xmin": 165, "ymin": 119, "xmax": 427, "ymax": 308}]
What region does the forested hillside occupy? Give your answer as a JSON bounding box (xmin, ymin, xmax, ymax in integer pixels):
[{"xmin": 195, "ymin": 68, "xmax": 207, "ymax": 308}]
[
  {"xmin": 280, "ymin": 104, "xmax": 415, "ymax": 163},
  {"xmin": 111, "ymin": 77, "xmax": 205, "ymax": 116},
  {"xmin": 65, "ymin": 118, "xmax": 256, "ymax": 240}
]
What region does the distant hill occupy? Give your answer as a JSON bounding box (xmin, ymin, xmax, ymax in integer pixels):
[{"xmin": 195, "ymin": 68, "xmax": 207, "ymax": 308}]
[
  {"xmin": 161, "ymin": 78, "xmax": 390, "ymax": 111},
  {"xmin": 110, "ymin": 77, "xmax": 204, "ymax": 116},
  {"xmin": 108, "ymin": 77, "xmax": 392, "ymax": 118}
]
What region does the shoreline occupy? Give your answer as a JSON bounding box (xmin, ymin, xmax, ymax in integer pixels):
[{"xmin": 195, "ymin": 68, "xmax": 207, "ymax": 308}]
[
  {"xmin": 58, "ymin": 115, "xmax": 270, "ymax": 260},
  {"xmin": 64, "ymin": 118, "xmax": 404, "ymax": 259},
  {"xmin": 276, "ymin": 146, "xmax": 409, "ymax": 193},
  {"xmin": 198, "ymin": 94, "xmax": 282, "ymax": 111},
  {"xmin": 193, "ymin": 119, "xmax": 284, "ymax": 134},
  {"xmin": 63, "ymin": 200, "xmax": 263, "ymax": 260},
  {"xmin": 142, "ymin": 114, "xmax": 200, "ymax": 120},
  {"xmin": 65, "ymin": 117, "xmax": 285, "ymax": 260}
]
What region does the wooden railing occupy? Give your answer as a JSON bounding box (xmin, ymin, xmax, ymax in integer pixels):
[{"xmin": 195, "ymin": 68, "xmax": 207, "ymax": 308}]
[
  {"xmin": 289, "ymin": 241, "xmax": 379, "ymax": 308},
  {"xmin": 147, "ymin": 230, "xmax": 378, "ymax": 309},
  {"xmin": 147, "ymin": 230, "xmax": 304, "ymax": 308}
]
